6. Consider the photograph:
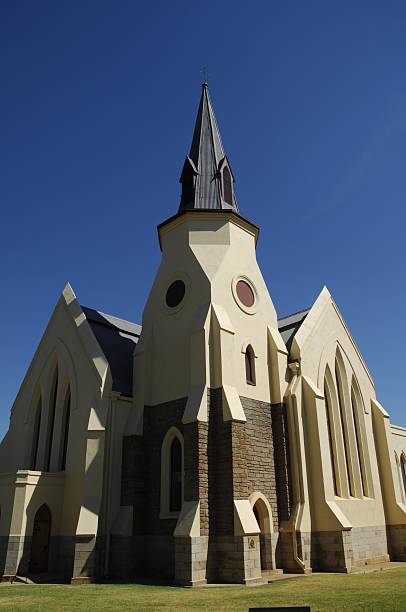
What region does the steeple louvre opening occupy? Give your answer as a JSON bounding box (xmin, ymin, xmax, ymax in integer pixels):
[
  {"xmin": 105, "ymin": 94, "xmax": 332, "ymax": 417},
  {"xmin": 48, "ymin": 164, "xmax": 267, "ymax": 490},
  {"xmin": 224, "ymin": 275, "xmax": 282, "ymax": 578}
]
[
  {"xmin": 178, "ymin": 83, "xmax": 239, "ymax": 213},
  {"xmin": 222, "ymin": 165, "xmax": 233, "ymax": 206}
]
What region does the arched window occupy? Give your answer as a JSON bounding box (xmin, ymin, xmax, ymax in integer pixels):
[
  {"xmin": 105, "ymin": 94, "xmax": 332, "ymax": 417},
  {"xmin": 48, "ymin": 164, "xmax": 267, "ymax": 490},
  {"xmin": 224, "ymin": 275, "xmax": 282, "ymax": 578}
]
[
  {"xmin": 160, "ymin": 428, "xmax": 184, "ymax": 517},
  {"xmin": 324, "ymin": 378, "xmax": 339, "ymax": 496},
  {"xmin": 350, "ymin": 382, "xmax": 368, "ymax": 496},
  {"xmin": 45, "ymin": 367, "xmax": 58, "ymax": 472},
  {"xmin": 31, "ymin": 397, "xmax": 42, "ymax": 470},
  {"xmin": 401, "ymin": 454, "xmax": 406, "ymax": 498},
  {"xmin": 222, "ymin": 166, "xmax": 233, "ymax": 206},
  {"xmin": 395, "ymin": 453, "xmax": 404, "ymax": 502},
  {"xmin": 59, "ymin": 388, "xmax": 71, "ymax": 471},
  {"xmin": 335, "ymin": 359, "xmax": 354, "ymax": 496},
  {"xmin": 170, "ymin": 437, "xmax": 182, "ymax": 512},
  {"xmin": 245, "ymin": 345, "xmax": 256, "ymax": 385}
]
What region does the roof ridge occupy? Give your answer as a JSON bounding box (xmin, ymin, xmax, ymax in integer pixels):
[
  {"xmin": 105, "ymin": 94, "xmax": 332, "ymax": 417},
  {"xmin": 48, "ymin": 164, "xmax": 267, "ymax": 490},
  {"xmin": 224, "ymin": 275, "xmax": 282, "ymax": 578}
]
[
  {"xmin": 81, "ymin": 306, "xmax": 141, "ymax": 336},
  {"xmin": 278, "ymin": 307, "xmax": 310, "ymax": 323}
]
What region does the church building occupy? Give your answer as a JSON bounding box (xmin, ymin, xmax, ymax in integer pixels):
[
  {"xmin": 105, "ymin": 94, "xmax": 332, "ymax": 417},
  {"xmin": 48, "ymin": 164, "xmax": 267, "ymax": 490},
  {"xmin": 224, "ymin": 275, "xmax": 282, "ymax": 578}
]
[{"xmin": 0, "ymin": 84, "xmax": 405, "ymax": 585}]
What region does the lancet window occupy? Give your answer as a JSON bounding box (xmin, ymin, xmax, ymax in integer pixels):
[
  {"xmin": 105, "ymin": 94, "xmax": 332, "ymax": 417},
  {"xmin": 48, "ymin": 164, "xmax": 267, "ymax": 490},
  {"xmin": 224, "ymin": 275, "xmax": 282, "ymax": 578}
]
[
  {"xmin": 401, "ymin": 454, "xmax": 406, "ymax": 498},
  {"xmin": 350, "ymin": 381, "xmax": 368, "ymax": 496},
  {"xmin": 31, "ymin": 397, "xmax": 42, "ymax": 470},
  {"xmin": 324, "ymin": 376, "xmax": 340, "ymax": 496},
  {"xmin": 169, "ymin": 437, "xmax": 182, "ymax": 513},
  {"xmin": 161, "ymin": 428, "xmax": 184, "ymax": 516},
  {"xmin": 222, "ymin": 165, "xmax": 233, "ymax": 206},
  {"xmin": 45, "ymin": 367, "xmax": 58, "ymax": 472},
  {"xmin": 335, "ymin": 359, "xmax": 355, "ymax": 496},
  {"xmin": 59, "ymin": 387, "xmax": 71, "ymax": 471},
  {"xmin": 245, "ymin": 345, "xmax": 256, "ymax": 385}
]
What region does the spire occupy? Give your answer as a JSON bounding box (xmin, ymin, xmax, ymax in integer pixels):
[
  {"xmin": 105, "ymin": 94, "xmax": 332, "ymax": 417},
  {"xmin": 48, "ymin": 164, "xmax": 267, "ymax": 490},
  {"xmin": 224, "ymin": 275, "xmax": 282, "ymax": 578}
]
[{"xmin": 178, "ymin": 83, "xmax": 239, "ymax": 213}]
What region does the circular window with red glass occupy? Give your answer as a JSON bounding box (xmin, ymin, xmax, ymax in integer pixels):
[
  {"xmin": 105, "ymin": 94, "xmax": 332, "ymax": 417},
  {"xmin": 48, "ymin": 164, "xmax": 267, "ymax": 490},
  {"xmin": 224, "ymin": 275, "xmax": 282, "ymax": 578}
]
[
  {"xmin": 236, "ymin": 280, "xmax": 255, "ymax": 308},
  {"xmin": 232, "ymin": 276, "xmax": 257, "ymax": 313}
]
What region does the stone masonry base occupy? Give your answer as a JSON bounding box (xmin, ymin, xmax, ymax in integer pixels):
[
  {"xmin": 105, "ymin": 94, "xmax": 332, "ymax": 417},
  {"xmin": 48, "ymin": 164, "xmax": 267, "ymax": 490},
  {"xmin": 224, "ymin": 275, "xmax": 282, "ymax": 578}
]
[
  {"xmin": 387, "ymin": 524, "xmax": 406, "ymax": 561},
  {"xmin": 312, "ymin": 525, "xmax": 390, "ymax": 572},
  {"xmin": 2, "ymin": 524, "xmax": 402, "ymax": 583}
]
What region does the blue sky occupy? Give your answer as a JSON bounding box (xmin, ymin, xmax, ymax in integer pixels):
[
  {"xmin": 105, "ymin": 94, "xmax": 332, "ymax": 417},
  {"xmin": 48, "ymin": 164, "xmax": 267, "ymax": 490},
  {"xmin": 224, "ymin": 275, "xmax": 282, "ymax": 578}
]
[{"xmin": 1, "ymin": 0, "xmax": 405, "ymax": 438}]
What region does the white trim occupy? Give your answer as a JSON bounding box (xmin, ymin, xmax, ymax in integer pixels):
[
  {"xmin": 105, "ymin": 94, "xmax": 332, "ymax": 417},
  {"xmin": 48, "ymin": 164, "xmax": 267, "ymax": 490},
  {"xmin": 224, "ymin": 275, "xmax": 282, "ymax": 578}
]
[
  {"xmin": 231, "ymin": 276, "xmax": 259, "ymax": 315},
  {"xmin": 249, "ymin": 491, "xmax": 274, "ymax": 533}
]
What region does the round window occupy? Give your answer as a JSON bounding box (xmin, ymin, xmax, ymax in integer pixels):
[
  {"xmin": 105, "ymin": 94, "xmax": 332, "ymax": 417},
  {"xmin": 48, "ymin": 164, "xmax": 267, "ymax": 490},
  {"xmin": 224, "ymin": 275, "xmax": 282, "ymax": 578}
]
[
  {"xmin": 236, "ymin": 280, "xmax": 255, "ymax": 307},
  {"xmin": 165, "ymin": 280, "xmax": 186, "ymax": 308}
]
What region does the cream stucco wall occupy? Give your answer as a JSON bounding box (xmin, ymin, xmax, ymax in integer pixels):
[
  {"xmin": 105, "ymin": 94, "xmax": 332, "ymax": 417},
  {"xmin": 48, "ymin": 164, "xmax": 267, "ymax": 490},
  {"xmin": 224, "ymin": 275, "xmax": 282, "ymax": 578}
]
[
  {"xmin": 288, "ymin": 287, "xmax": 388, "ymax": 533},
  {"xmin": 129, "ymin": 211, "xmax": 287, "ymax": 435},
  {"xmin": 0, "ymin": 284, "xmax": 112, "ymax": 541}
]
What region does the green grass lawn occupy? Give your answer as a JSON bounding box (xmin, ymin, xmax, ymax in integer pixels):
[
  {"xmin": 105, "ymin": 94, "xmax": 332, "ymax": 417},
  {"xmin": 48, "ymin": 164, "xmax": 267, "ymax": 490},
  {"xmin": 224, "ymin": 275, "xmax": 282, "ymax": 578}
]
[{"xmin": 0, "ymin": 569, "xmax": 405, "ymax": 611}]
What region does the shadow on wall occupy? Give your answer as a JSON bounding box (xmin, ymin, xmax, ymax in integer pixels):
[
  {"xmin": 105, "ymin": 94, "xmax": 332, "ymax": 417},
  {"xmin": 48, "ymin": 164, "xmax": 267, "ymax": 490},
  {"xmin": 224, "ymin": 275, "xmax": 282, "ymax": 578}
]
[
  {"xmin": 0, "ymin": 491, "xmax": 13, "ymax": 578},
  {"xmin": 0, "ymin": 474, "xmax": 78, "ymax": 580}
]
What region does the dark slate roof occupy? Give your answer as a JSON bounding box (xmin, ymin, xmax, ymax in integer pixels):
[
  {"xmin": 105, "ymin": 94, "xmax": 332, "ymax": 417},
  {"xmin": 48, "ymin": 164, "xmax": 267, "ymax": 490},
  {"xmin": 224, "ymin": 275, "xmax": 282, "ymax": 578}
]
[
  {"xmin": 178, "ymin": 83, "xmax": 239, "ymax": 213},
  {"xmin": 81, "ymin": 306, "xmax": 141, "ymax": 396},
  {"xmin": 81, "ymin": 304, "xmax": 308, "ymax": 396},
  {"xmin": 278, "ymin": 308, "xmax": 310, "ymax": 351}
]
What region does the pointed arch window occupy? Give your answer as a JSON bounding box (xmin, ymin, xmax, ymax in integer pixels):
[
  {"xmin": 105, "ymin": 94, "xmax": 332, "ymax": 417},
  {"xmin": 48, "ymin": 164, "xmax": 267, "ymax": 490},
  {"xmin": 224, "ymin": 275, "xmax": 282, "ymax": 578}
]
[
  {"xmin": 395, "ymin": 453, "xmax": 405, "ymax": 502},
  {"xmin": 350, "ymin": 382, "xmax": 368, "ymax": 496},
  {"xmin": 45, "ymin": 367, "xmax": 58, "ymax": 472},
  {"xmin": 245, "ymin": 345, "xmax": 256, "ymax": 385},
  {"xmin": 170, "ymin": 437, "xmax": 182, "ymax": 512},
  {"xmin": 401, "ymin": 454, "xmax": 406, "ymax": 498},
  {"xmin": 222, "ymin": 166, "xmax": 233, "ymax": 206},
  {"xmin": 31, "ymin": 398, "xmax": 42, "ymax": 470},
  {"xmin": 324, "ymin": 379, "xmax": 339, "ymax": 496},
  {"xmin": 59, "ymin": 388, "xmax": 71, "ymax": 471},
  {"xmin": 160, "ymin": 428, "xmax": 184, "ymax": 517},
  {"xmin": 335, "ymin": 360, "xmax": 354, "ymax": 496}
]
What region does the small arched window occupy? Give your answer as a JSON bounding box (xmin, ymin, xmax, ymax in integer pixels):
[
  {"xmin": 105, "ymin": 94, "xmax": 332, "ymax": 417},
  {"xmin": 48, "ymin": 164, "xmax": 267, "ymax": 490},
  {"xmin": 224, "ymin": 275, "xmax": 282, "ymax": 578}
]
[
  {"xmin": 31, "ymin": 397, "xmax": 42, "ymax": 470},
  {"xmin": 222, "ymin": 166, "xmax": 233, "ymax": 206},
  {"xmin": 245, "ymin": 345, "xmax": 256, "ymax": 385},
  {"xmin": 170, "ymin": 437, "xmax": 182, "ymax": 513},
  {"xmin": 59, "ymin": 388, "xmax": 71, "ymax": 471}
]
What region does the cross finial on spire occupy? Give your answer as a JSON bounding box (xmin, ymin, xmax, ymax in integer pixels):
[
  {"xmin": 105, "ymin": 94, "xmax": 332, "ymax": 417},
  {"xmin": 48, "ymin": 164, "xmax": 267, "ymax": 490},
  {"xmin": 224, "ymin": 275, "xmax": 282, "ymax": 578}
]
[{"xmin": 201, "ymin": 66, "xmax": 208, "ymax": 85}]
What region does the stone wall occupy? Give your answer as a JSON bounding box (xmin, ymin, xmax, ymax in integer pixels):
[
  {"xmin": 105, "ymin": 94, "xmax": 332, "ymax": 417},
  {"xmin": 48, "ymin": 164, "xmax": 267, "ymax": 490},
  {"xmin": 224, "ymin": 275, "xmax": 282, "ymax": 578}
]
[
  {"xmin": 387, "ymin": 524, "xmax": 406, "ymax": 561},
  {"xmin": 115, "ymin": 388, "xmax": 287, "ymax": 583},
  {"xmin": 241, "ymin": 396, "xmax": 279, "ymax": 530},
  {"xmin": 271, "ymin": 402, "xmax": 292, "ymax": 523},
  {"xmin": 207, "ymin": 388, "xmax": 233, "ymax": 538},
  {"xmin": 312, "ymin": 526, "xmax": 389, "ymax": 571}
]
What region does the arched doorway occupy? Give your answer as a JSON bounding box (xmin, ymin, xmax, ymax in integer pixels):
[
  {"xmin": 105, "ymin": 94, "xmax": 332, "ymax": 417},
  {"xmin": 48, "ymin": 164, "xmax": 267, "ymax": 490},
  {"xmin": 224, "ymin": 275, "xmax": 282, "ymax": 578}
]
[
  {"xmin": 251, "ymin": 494, "xmax": 275, "ymax": 573},
  {"xmin": 253, "ymin": 498, "xmax": 268, "ymax": 570},
  {"xmin": 29, "ymin": 504, "xmax": 51, "ymax": 573}
]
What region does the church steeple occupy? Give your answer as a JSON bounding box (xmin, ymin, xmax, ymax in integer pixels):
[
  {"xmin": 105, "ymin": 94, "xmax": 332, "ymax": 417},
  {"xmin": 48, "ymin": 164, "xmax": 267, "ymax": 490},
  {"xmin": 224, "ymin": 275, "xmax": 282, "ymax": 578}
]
[{"xmin": 178, "ymin": 83, "xmax": 239, "ymax": 213}]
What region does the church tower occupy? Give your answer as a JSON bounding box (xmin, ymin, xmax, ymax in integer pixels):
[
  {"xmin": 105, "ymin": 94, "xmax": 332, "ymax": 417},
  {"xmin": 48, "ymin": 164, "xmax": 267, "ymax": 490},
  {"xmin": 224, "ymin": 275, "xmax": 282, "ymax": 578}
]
[{"xmin": 121, "ymin": 84, "xmax": 292, "ymax": 585}]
